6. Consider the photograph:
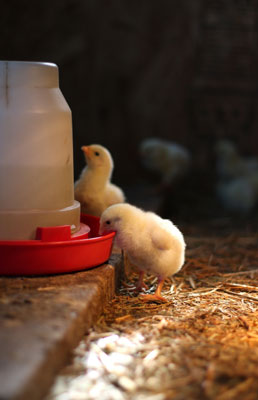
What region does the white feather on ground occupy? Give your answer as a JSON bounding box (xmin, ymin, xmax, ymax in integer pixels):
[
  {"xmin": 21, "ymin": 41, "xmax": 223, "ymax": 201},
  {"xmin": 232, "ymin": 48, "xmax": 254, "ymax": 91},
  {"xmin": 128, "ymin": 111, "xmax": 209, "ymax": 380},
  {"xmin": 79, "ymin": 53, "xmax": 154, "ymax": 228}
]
[
  {"xmin": 139, "ymin": 138, "xmax": 191, "ymax": 185},
  {"xmin": 74, "ymin": 144, "xmax": 125, "ymax": 216},
  {"xmin": 99, "ymin": 203, "xmax": 186, "ymax": 302}
]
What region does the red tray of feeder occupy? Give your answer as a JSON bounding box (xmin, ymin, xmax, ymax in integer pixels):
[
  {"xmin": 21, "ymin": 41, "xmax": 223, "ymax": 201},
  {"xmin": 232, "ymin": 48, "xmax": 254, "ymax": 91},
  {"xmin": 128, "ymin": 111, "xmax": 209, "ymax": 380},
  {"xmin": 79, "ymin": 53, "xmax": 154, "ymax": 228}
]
[{"xmin": 0, "ymin": 214, "xmax": 116, "ymax": 276}]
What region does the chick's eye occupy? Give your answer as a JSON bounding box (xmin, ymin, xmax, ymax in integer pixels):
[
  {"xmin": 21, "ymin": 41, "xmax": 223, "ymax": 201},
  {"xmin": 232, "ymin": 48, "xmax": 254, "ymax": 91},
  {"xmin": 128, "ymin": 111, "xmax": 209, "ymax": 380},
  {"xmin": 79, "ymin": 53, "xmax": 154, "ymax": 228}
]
[
  {"xmin": 105, "ymin": 220, "xmax": 111, "ymax": 225},
  {"xmin": 94, "ymin": 151, "xmax": 100, "ymax": 156}
]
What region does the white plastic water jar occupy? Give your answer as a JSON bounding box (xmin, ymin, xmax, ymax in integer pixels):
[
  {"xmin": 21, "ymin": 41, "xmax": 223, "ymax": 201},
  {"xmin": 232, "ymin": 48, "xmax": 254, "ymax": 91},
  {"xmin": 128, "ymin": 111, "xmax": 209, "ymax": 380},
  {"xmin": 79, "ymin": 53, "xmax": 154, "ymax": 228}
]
[{"xmin": 0, "ymin": 61, "xmax": 80, "ymax": 239}]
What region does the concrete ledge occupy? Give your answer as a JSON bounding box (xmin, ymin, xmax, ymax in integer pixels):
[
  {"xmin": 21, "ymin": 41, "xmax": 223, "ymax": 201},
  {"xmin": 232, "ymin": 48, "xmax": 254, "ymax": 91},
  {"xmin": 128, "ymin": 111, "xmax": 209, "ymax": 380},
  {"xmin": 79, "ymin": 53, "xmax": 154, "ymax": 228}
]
[{"xmin": 0, "ymin": 253, "xmax": 122, "ymax": 400}]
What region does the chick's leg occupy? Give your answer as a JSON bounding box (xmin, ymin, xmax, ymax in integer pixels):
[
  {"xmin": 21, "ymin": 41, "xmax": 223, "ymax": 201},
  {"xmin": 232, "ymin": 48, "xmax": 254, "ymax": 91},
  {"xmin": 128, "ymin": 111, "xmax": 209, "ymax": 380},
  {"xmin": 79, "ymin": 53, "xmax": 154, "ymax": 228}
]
[
  {"xmin": 140, "ymin": 276, "xmax": 167, "ymax": 302},
  {"xmin": 121, "ymin": 250, "xmax": 149, "ymax": 291},
  {"xmin": 135, "ymin": 270, "xmax": 149, "ymax": 291},
  {"xmin": 121, "ymin": 251, "xmax": 135, "ymax": 285},
  {"xmin": 122, "ymin": 270, "xmax": 149, "ymax": 292}
]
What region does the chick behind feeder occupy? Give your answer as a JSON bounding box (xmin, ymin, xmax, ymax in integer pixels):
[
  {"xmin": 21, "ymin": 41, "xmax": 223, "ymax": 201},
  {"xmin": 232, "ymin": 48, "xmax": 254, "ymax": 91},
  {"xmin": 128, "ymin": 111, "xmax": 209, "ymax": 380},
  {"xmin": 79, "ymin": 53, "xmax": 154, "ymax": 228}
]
[{"xmin": 74, "ymin": 144, "xmax": 125, "ymax": 216}]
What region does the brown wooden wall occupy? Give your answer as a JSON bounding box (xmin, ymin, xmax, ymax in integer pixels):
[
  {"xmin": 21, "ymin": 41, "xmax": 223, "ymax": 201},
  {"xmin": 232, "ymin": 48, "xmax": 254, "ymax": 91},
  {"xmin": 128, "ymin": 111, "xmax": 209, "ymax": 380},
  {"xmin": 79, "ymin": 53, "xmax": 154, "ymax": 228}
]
[{"xmin": 1, "ymin": 0, "xmax": 258, "ymax": 184}]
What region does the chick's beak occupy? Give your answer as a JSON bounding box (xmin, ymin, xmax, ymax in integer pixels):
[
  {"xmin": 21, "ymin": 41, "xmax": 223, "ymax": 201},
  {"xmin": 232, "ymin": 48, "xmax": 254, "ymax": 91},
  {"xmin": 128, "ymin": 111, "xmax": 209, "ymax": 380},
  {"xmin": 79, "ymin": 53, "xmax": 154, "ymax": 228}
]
[
  {"xmin": 99, "ymin": 221, "xmax": 107, "ymax": 235},
  {"xmin": 81, "ymin": 146, "xmax": 90, "ymax": 157},
  {"xmin": 99, "ymin": 223, "xmax": 115, "ymax": 236},
  {"xmin": 98, "ymin": 223, "xmax": 104, "ymax": 235}
]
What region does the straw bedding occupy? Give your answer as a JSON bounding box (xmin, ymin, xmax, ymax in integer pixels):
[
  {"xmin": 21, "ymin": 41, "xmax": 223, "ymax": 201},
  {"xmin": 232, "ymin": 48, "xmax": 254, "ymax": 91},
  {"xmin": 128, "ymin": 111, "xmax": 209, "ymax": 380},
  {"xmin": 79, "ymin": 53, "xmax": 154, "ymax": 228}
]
[{"xmin": 47, "ymin": 234, "xmax": 258, "ymax": 400}]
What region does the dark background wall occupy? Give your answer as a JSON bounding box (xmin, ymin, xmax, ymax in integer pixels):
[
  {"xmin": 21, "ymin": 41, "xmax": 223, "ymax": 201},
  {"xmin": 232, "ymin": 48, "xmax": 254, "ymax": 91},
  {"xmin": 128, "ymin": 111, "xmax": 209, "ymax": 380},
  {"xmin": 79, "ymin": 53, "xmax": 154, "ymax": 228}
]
[{"xmin": 1, "ymin": 0, "xmax": 258, "ymax": 186}]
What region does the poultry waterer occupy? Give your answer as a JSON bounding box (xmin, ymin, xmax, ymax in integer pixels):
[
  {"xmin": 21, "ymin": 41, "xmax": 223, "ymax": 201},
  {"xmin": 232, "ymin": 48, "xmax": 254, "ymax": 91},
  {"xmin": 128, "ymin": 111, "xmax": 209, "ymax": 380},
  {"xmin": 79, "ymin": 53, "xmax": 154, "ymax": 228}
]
[{"xmin": 0, "ymin": 61, "xmax": 115, "ymax": 275}]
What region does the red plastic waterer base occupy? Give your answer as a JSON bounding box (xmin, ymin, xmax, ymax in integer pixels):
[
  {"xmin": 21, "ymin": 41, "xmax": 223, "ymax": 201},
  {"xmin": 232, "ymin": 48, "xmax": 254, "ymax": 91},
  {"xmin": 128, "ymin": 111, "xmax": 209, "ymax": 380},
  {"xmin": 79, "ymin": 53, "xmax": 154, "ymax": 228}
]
[{"xmin": 0, "ymin": 214, "xmax": 115, "ymax": 276}]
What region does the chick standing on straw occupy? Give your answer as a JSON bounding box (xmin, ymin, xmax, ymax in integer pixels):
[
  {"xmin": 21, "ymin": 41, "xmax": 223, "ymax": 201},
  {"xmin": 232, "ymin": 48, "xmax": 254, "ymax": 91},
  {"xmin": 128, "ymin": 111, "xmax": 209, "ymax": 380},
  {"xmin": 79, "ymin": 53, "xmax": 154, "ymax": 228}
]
[{"xmin": 99, "ymin": 203, "xmax": 186, "ymax": 302}]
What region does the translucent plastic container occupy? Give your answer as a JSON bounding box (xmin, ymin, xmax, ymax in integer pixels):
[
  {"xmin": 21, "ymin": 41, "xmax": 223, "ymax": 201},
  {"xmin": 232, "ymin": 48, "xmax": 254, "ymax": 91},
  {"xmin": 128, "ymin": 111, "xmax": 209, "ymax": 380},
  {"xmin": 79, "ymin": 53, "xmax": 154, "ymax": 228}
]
[{"xmin": 0, "ymin": 61, "xmax": 80, "ymax": 239}]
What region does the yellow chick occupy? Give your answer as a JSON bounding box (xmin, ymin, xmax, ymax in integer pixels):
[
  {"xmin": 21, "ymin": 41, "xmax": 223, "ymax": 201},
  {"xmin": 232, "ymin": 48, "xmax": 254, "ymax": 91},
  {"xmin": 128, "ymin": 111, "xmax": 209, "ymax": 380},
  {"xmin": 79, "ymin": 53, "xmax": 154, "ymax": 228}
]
[
  {"xmin": 74, "ymin": 144, "xmax": 125, "ymax": 216},
  {"xmin": 99, "ymin": 203, "xmax": 186, "ymax": 302}
]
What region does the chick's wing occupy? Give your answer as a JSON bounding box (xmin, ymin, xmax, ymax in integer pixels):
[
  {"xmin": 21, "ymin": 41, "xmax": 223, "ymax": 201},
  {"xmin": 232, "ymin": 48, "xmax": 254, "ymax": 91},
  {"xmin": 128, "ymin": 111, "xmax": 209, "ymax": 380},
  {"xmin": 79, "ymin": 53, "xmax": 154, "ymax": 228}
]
[{"xmin": 150, "ymin": 227, "xmax": 171, "ymax": 251}]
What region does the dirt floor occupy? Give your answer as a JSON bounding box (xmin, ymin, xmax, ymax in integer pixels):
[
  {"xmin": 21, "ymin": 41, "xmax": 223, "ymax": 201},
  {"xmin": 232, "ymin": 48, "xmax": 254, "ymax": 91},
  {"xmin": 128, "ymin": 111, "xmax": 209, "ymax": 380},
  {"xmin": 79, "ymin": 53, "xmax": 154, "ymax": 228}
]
[{"xmin": 46, "ymin": 220, "xmax": 258, "ymax": 400}]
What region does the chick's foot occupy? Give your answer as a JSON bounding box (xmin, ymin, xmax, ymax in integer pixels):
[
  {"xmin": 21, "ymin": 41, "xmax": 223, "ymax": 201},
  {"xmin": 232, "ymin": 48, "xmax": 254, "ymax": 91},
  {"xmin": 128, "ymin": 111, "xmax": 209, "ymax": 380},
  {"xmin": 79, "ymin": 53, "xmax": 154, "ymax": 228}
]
[
  {"xmin": 140, "ymin": 276, "xmax": 167, "ymax": 302},
  {"xmin": 140, "ymin": 293, "xmax": 168, "ymax": 303}
]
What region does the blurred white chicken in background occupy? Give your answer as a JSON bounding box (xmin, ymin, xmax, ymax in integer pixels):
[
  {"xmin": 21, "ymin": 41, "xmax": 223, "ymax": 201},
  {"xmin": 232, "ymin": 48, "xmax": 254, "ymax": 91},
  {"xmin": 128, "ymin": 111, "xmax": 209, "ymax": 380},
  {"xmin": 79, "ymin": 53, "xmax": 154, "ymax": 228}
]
[
  {"xmin": 74, "ymin": 144, "xmax": 125, "ymax": 216},
  {"xmin": 216, "ymin": 177, "xmax": 257, "ymax": 215},
  {"xmin": 215, "ymin": 139, "xmax": 258, "ymax": 180},
  {"xmin": 139, "ymin": 138, "xmax": 191, "ymax": 188},
  {"xmin": 99, "ymin": 203, "xmax": 186, "ymax": 302},
  {"xmin": 215, "ymin": 139, "xmax": 258, "ymax": 214}
]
